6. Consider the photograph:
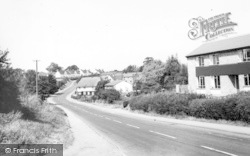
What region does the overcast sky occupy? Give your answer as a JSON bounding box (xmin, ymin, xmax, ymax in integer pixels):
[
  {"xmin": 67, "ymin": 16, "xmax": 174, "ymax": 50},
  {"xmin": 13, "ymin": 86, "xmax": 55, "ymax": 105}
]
[{"xmin": 0, "ymin": 0, "xmax": 249, "ymax": 72}]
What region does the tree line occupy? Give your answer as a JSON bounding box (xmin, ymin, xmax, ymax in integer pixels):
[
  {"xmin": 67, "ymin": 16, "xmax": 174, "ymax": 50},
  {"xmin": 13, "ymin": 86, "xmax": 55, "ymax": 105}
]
[
  {"xmin": 0, "ymin": 50, "xmax": 59, "ymax": 113},
  {"xmin": 122, "ymin": 56, "xmax": 188, "ymax": 94}
]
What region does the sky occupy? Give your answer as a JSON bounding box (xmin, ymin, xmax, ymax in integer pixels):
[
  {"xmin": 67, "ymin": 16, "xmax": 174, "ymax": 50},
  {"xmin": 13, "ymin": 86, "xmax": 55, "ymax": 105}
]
[{"xmin": 0, "ymin": 0, "xmax": 250, "ymax": 72}]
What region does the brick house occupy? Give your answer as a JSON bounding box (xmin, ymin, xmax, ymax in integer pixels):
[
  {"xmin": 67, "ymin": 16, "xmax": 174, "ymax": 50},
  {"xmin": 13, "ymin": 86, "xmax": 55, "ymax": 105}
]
[{"xmin": 186, "ymin": 34, "xmax": 250, "ymax": 96}]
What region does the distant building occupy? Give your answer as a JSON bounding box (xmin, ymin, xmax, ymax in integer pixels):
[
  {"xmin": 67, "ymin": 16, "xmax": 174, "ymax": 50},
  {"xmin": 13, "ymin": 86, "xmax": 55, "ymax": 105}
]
[
  {"xmin": 105, "ymin": 80, "xmax": 133, "ymax": 94},
  {"xmin": 123, "ymin": 72, "xmax": 142, "ymax": 85},
  {"xmin": 100, "ymin": 71, "xmax": 123, "ymax": 82},
  {"xmin": 186, "ymin": 34, "xmax": 250, "ymax": 96},
  {"xmin": 76, "ymin": 77, "xmax": 101, "ymax": 96}
]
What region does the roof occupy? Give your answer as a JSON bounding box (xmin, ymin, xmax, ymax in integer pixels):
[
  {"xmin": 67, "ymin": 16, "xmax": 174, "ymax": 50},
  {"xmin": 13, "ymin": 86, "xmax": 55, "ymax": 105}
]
[
  {"xmin": 105, "ymin": 80, "xmax": 123, "ymax": 87},
  {"xmin": 186, "ymin": 34, "xmax": 250, "ymax": 58},
  {"xmin": 77, "ymin": 77, "xmax": 101, "ymax": 87}
]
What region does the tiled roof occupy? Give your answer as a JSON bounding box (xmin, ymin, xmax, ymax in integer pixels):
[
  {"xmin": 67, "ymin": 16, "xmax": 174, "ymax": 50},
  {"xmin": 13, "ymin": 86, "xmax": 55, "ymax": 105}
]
[
  {"xmin": 186, "ymin": 34, "xmax": 250, "ymax": 58},
  {"xmin": 105, "ymin": 80, "xmax": 123, "ymax": 87},
  {"xmin": 77, "ymin": 77, "xmax": 101, "ymax": 87}
]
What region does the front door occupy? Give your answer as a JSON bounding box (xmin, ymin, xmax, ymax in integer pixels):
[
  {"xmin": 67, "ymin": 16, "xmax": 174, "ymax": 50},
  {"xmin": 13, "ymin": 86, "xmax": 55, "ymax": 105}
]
[{"xmin": 235, "ymin": 75, "xmax": 239, "ymax": 92}]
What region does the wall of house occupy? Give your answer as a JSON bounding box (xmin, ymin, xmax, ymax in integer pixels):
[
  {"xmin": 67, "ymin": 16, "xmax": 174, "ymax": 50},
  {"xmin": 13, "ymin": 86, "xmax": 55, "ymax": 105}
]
[
  {"xmin": 187, "ymin": 57, "xmax": 197, "ymax": 93},
  {"xmin": 114, "ymin": 82, "xmax": 133, "ymax": 93},
  {"xmin": 188, "ymin": 49, "xmax": 246, "ymax": 96},
  {"xmin": 219, "ymin": 50, "xmax": 242, "ymax": 65}
]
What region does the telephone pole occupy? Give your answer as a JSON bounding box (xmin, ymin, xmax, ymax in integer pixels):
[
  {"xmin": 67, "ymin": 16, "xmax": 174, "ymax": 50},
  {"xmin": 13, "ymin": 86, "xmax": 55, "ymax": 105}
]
[{"xmin": 34, "ymin": 60, "xmax": 39, "ymax": 97}]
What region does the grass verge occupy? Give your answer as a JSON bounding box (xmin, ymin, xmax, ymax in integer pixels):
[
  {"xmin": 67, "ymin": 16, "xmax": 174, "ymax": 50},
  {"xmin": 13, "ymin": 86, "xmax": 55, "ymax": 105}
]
[{"xmin": 0, "ymin": 95, "xmax": 73, "ymax": 148}]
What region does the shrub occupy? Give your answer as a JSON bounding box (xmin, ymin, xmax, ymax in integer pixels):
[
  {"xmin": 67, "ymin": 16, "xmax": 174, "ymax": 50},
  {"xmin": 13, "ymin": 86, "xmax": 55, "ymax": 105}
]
[
  {"xmin": 129, "ymin": 94, "xmax": 151, "ymax": 112},
  {"xmin": 129, "ymin": 92, "xmax": 198, "ymax": 115},
  {"xmin": 123, "ymin": 101, "xmax": 129, "ymax": 108},
  {"xmin": 235, "ymin": 96, "xmax": 250, "ymax": 123},
  {"xmin": 97, "ymin": 89, "xmax": 120, "ymax": 103},
  {"xmin": 71, "ymin": 94, "xmax": 81, "ymax": 100},
  {"xmin": 189, "ymin": 98, "xmax": 226, "ymax": 120}
]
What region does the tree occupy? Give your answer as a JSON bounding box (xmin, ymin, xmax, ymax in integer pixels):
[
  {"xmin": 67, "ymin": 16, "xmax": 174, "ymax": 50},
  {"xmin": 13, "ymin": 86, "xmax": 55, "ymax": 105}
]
[
  {"xmin": 0, "ymin": 50, "xmax": 10, "ymax": 68},
  {"xmin": 48, "ymin": 74, "xmax": 58, "ymax": 94},
  {"xmin": 23, "ymin": 70, "xmax": 37, "ymax": 94},
  {"xmin": 143, "ymin": 57, "xmax": 154, "ymax": 65},
  {"xmin": 46, "ymin": 62, "xmax": 62, "ymax": 73},
  {"xmin": 137, "ymin": 66, "xmax": 143, "ymax": 72},
  {"xmin": 95, "ymin": 80, "xmax": 110, "ymax": 98},
  {"xmin": 162, "ymin": 55, "xmax": 187, "ymax": 90},
  {"xmin": 65, "ymin": 65, "xmax": 79, "ymax": 71},
  {"xmin": 141, "ymin": 58, "xmax": 165, "ymax": 93},
  {"xmin": 95, "ymin": 69, "xmax": 105, "ymax": 74},
  {"xmin": 123, "ymin": 65, "xmax": 137, "ymax": 73}
]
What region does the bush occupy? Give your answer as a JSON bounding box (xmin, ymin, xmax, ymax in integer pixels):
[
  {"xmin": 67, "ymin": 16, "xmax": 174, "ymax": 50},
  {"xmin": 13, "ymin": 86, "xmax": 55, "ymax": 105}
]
[
  {"xmin": 189, "ymin": 98, "xmax": 225, "ymax": 120},
  {"xmin": 71, "ymin": 94, "xmax": 81, "ymax": 100},
  {"xmin": 235, "ymin": 96, "xmax": 250, "ymax": 123},
  {"xmin": 97, "ymin": 89, "xmax": 120, "ymax": 103},
  {"xmin": 129, "ymin": 92, "xmax": 201, "ymax": 115},
  {"xmin": 123, "ymin": 101, "xmax": 129, "ymax": 108}
]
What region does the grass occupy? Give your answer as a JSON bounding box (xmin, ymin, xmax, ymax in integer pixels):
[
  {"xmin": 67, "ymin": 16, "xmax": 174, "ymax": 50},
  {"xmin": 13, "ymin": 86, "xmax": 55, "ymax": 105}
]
[{"xmin": 0, "ymin": 95, "xmax": 73, "ymax": 147}]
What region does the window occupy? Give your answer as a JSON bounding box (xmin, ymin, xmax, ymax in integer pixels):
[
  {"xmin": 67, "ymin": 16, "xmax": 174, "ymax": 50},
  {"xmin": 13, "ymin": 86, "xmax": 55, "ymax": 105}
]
[
  {"xmin": 244, "ymin": 74, "xmax": 250, "ymax": 86},
  {"xmin": 213, "ymin": 54, "xmax": 219, "ymax": 65},
  {"xmin": 243, "ymin": 49, "xmax": 250, "ymax": 62},
  {"xmin": 214, "ymin": 76, "xmax": 221, "ymax": 88},
  {"xmin": 198, "ymin": 57, "xmax": 204, "ymax": 66},
  {"xmin": 198, "ymin": 76, "xmax": 205, "ymax": 88}
]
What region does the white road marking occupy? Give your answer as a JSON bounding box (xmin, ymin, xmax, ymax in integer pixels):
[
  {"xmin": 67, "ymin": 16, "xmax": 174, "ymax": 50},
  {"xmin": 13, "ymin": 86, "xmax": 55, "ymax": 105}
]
[
  {"xmin": 201, "ymin": 146, "xmax": 238, "ymax": 156},
  {"xmin": 126, "ymin": 124, "xmax": 140, "ymax": 129},
  {"xmin": 105, "ymin": 117, "xmax": 111, "ymax": 120},
  {"xmin": 149, "ymin": 130, "xmax": 176, "ymax": 139},
  {"xmin": 113, "ymin": 120, "xmax": 122, "ymax": 124}
]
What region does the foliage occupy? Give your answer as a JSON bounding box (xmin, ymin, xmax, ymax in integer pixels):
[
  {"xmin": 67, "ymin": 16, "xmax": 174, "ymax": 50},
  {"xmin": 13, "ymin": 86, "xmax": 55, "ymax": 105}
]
[
  {"xmin": 123, "ymin": 101, "xmax": 129, "ymax": 108},
  {"xmin": 129, "ymin": 92, "xmax": 197, "ymax": 115},
  {"xmin": 46, "ymin": 62, "xmax": 62, "ymax": 73},
  {"xmin": 123, "ymin": 65, "xmax": 138, "ymax": 73},
  {"xmin": 65, "ymin": 65, "xmax": 79, "ymax": 71},
  {"xmin": 189, "ymin": 92, "xmax": 250, "ymax": 122},
  {"xmin": 95, "ymin": 80, "xmax": 110, "ymax": 98},
  {"xmin": 97, "ymin": 89, "xmax": 120, "ymax": 103},
  {"xmin": 141, "ymin": 58, "xmax": 165, "ymax": 93},
  {"xmin": 0, "ymin": 50, "xmax": 10, "ymax": 68},
  {"xmin": 48, "ymin": 74, "xmax": 58, "ymax": 94}
]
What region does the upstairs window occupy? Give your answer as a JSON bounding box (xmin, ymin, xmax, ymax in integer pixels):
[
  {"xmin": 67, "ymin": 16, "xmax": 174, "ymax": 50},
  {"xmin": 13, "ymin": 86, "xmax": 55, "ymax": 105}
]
[
  {"xmin": 243, "ymin": 49, "xmax": 250, "ymax": 62},
  {"xmin": 198, "ymin": 57, "xmax": 204, "ymax": 66},
  {"xmin": 214, "ymin": 76, "xmax": 221, "ymax": 88},
  {"xmin": 198, "ymin": 76, "xmax": 205, "ymax": 89},
  {"xmin": 244, "ymin": 74, "xmax": 250, "ymax": 86},
  {"xmin": 213, "ymin": 54, "xmax": 219, "ymax": 65}
]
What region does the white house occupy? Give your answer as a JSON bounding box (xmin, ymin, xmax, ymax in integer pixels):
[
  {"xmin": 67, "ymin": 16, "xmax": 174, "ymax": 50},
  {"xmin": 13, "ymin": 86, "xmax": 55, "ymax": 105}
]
[
  {"xmin": 186, "ymin": 34, "xmax": 250, "ymax": 96},
  {"xmin": 105, "ymin": 80, "xmax": 133, "ymax": 94},
  {"xmin": 76, "ymin": 77, "xmax": 101, "ymax": 96}
]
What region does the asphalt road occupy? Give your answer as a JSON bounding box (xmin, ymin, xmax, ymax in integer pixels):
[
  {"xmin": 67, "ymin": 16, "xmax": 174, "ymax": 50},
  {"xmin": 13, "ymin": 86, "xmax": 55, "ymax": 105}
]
[{"xmin": 53, "ymin": 84, "xmax": 250, "ymax": 156}]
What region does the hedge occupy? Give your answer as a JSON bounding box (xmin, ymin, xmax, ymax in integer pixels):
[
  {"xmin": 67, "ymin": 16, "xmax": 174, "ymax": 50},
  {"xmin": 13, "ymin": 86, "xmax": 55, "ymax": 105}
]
[{"xmin": 129, "ymin": 91, "xmax": 250, "ymax": 123}]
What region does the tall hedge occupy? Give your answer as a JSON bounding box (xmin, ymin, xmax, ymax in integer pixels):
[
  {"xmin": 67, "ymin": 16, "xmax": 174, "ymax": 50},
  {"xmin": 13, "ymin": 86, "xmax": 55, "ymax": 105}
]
[{"xmin": 129, "ymin": 91, "xmax": 250, "ymax": 123}]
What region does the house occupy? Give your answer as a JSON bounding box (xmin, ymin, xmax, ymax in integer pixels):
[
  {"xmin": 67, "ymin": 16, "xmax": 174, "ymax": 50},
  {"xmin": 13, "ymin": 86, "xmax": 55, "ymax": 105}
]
[
  {"xmin": 123, "ymin": 72, "xmax": 142, "ymax": 85},
  {"xmin": 186, "ymin": 34, "xmax": 250, "ymax": 96},
  {"xmin": 105, "ymin": 80, "xmax": 133, "ymax": 94},
  {"xmin": 100, "ymin": 71, "xmax": 123, "ymax": 82},
  {"xmin": 76, "ymin": 77, "xmax": 101, "ymax": 96}
]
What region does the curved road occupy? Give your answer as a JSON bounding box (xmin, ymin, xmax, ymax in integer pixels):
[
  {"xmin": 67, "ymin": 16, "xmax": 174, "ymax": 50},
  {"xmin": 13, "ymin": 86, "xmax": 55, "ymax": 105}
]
[{"xmin": 53, "ymin": 82, "xmax": 250, "ymax": 156}]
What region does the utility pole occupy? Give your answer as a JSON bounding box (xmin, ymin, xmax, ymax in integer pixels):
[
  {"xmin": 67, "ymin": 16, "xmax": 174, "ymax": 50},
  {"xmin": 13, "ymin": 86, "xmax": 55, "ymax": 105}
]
[{"xmin": 34, "ymin": 60, "xmax": 39, "ymax": 97}]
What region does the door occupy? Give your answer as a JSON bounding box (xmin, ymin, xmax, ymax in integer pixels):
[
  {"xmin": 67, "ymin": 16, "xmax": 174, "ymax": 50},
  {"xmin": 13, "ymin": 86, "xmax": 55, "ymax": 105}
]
[{"xmin": 235, "ymin": 75, "xmax": 239, "ymax": 92}]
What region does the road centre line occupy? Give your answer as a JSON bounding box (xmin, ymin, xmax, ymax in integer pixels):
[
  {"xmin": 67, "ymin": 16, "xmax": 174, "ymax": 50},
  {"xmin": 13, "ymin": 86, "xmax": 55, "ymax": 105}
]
[
  {"xmin": 113, "ymin": 120, "xmax": 122, "ymax": 124},
  {"xmin": 126, "ymin": 124, "xmax": 140, "ymax": 129},
  {"xmin": 105, "ymin": 117, "xmax": 111, "ymax": 120},
  {"xmin": 201, "ymin": 146, "xmax": 238, "ymax": 156},
  {"xmin": 149, "ymin": 130, "xmax": 176, "ymax": 139}
]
